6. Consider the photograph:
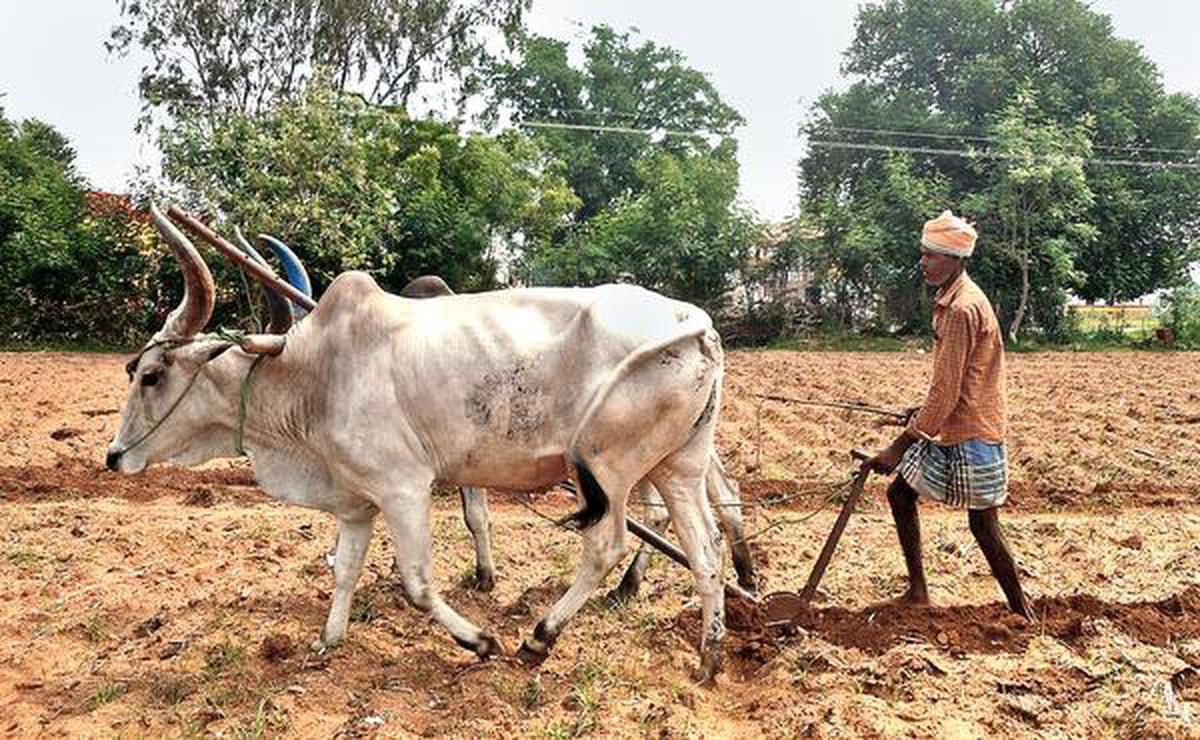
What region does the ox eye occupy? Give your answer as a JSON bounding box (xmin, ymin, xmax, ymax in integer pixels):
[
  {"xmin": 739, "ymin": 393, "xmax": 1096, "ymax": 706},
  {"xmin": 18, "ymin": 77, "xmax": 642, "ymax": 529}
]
[{"xmin": 141, "ymin": 373, "xmax": 160, "ymax": 387}]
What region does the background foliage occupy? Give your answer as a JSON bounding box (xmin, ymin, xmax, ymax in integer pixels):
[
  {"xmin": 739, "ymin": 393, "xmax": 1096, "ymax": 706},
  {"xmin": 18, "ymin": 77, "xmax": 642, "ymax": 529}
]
[
  {"xmin": 2, "ymin": 0, "xmax": 1198, "ymax": 347},
  {"xmin": 798, "ymin": 0, "xmax": 1200, "ymax": 336}
]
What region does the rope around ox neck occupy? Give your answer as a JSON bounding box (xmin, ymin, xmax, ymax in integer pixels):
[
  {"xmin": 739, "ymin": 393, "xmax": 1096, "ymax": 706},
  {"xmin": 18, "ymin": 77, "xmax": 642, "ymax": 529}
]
[{"xmin": 236, "ymin": 354, "xmax": 267, "ymax": 456}]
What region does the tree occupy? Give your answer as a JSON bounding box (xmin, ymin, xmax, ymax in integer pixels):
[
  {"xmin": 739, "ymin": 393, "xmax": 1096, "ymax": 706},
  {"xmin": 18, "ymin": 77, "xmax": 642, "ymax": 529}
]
[
  {"xmin": 801, "ymin": 153, "xmax": 952, "ymax": 330},
  {"xmin": 963, "ymin": 87, "xmax": 1095, "ymax": 340},
  {"xmin": 484, "ymin": 25, "xmax": 755, "ymax": 309},
  {"xmin": 108, "ymin": 0, "xmax": 531, "ymax": 125},
  {"xmin": 0, "ymin": 109, "xmax": 158, "ymax": 344},
  {"xmin": 798, "ymin": 0, "xmax": 1200, "ymax": 335},
  {"xmin": 159, "ymin": 79, "xmax": 578, "ymax": 293},
  {"xmin": 485, "ymin": 25, "xmax": 744, "ymax": 222},
  {"xmin": 523, "ymin": 142, "xmax": 757, "ymax": 313}
]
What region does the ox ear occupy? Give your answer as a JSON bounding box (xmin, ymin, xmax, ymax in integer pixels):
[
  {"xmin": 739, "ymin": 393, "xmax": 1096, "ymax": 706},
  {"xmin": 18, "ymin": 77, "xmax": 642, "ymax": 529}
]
[
  {"xmin": 151, "ymin": 203, "xmax": 215, "ymax": 339},
  {"xmin": 232, "ymin": 227, "xmax": 292, "ymax": 334},
  {"xmin": 258, "ymin": 235, "xmax": 312, "ymax": 319}
]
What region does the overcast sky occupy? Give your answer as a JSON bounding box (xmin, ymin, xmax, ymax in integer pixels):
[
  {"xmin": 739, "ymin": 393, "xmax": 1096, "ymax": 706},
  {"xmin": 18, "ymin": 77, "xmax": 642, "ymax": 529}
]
[{"xmin": 1, "ymin": 1, "xmax": 1196, "ymax": 223}]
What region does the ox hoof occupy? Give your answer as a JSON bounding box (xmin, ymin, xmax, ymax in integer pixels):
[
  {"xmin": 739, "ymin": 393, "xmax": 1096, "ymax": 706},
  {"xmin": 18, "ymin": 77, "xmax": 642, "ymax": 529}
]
[
  {"xmin": 475, "ymin": 569, "xmax": 496, "ymax": 593},
  {"xmin": 475, "ymin": 633, "xmax": 504, "ymax": 660},
  {"xmin": 690, "ymin": 647, "xmax": 723, "ymax": 686},
  {"xmin": 515, "ymin": 641, "xmax": 550, "ymax": 667},
  {"xmin": 604, "ymin": 586, "xmax": 636, "ymax": 608}
]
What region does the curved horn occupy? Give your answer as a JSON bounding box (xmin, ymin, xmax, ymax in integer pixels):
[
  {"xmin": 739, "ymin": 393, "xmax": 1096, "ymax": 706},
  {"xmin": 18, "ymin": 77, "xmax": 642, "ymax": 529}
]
[
  {"xmin": 151, "ymin": 203, "xmax": 214, "ymax": 339},
  {"xmin": 399, "ymin": 275, "xmax": 455, "ymax": 299},
  {"xmin": 258, "ymin": 235, "xmax": 312, "ymax": 319},
  {"xmin": 233, "ymin": 227, "xmax": 292, "ymax": 335}
]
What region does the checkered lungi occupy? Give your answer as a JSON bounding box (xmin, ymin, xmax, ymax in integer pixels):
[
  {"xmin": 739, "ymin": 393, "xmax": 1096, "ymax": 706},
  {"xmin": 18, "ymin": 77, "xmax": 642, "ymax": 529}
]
[{"xmin": 897, "ymin": 439, "xmax": 1008, "ymax": 510}]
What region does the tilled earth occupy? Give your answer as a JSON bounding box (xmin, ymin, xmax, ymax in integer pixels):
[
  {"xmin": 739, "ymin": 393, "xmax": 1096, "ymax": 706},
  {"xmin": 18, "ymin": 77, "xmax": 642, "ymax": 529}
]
[{"xmin": 2, "ymin": 350, "xmax": 1200, "ymax": 738}]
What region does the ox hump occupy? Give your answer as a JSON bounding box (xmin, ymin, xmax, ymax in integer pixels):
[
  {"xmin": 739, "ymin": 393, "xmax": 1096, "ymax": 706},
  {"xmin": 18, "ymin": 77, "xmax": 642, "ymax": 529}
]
[{"xmin": 316, "ymin": 271, "xmax": 384, "ymax": 314}]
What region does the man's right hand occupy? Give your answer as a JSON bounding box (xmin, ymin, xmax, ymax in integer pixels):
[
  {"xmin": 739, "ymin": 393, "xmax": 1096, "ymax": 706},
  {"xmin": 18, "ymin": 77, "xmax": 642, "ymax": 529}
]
[
  {"xmin": 866, "ymin": 435, "xmax": 915, "ymax": 474},
  {"xmin": 866, "ymin": 446, "xmax": 900, "ymax": 474}
]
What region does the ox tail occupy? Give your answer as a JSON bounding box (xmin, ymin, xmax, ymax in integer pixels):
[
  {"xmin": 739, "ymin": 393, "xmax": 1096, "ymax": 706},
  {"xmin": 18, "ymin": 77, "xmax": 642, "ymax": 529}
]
[
  {"xmin": 569, "ymin": 311, "xmax": 715, "ymax": 455},
  {"xmin": 557, "ymin": 459, "xmax": 609, "ymax": 531},
  {"xmin": 562, "ymin": 312, "xmax": 717, "ymax": 531}
]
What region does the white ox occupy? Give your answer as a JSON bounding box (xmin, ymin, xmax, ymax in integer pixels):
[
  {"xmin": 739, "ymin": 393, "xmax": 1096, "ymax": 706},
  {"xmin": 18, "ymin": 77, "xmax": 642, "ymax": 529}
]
[{"xmin": 107, "ymin": 207, "xmax": 729, "ymax": 680}]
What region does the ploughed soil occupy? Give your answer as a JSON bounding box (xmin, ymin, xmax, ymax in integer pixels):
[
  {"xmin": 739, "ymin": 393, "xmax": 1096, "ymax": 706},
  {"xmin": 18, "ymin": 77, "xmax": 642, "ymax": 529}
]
[{"xmin": 3, "ymin": 350, "xmax": 1200, "ymax": 738}]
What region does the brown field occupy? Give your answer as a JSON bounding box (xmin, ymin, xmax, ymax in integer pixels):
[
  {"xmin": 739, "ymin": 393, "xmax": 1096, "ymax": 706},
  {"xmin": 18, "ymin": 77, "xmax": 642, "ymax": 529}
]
[{"xmin": 2, "ymin": 350, "xmax": 1200, "ymax": 738}]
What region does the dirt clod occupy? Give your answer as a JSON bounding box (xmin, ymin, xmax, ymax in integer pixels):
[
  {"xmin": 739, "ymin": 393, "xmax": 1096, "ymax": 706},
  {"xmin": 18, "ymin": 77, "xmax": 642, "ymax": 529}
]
[
  {"xmin": 183, "ymin": 487, "xmax": 216, "ymax": 507},
  {"xmin": 260, "ymin": 633, "xmax": 295, "ymax": 663},
  {"xmin": 133, "ymin": 615, "xmax": 165, "ymax": 638}
]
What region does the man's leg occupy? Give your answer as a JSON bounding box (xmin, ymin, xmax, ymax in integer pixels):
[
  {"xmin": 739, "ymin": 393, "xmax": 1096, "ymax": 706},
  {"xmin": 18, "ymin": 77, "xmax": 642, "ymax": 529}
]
[
  {"xmin": 887, "ymin": 476, "xmax": 929, "ymax": 604},
  {"xmin": 968, "ymin": 507, "xmax": 1033, "ymax": 619}
]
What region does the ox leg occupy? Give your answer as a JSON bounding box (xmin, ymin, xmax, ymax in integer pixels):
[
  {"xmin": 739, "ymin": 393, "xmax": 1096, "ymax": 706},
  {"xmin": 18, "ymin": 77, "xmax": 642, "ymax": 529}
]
[
  {"xmin": 516, "ymin": 464, "xmax": 628, "ymax": 665},
  {"xmin": 607, "ymin": 479, "xmax": 669, "ymax": 605},
  {"xmin": 380, "ymin": 489, "xmax": 503, "ymax": 660},
  {"xmin": 649, "ymin": 440, "xmax": 726, "ymax": 685},
  {"xmin": 707, "ymin": 455, "xmax": 757, "ymax": 595},
  {"xmin": 316, "ymin": 512, "xmax": 376, "ymax": 650},
  {"xmin": 460, "ymin": 486, "xmax": 496, "ymax": 592}
]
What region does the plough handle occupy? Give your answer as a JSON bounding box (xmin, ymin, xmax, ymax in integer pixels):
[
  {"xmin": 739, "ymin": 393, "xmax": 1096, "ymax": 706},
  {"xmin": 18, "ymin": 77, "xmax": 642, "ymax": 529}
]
[{"xmin": 798, "ymin": 449, "xmax": 872, "ymax": 602}]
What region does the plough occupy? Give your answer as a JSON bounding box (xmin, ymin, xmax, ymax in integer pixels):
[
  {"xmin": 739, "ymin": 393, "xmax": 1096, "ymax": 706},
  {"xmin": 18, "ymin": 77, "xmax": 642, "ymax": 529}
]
[{"xmin": 620, "ymin": 449, "xmax": 873, "ymax": 625}]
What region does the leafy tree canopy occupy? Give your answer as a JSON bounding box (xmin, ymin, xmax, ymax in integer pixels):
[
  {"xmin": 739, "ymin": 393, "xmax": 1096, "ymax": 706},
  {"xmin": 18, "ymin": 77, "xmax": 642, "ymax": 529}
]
[
  {"xmin": 109, "ymin": 0, "xmax": 531, "ymax": 125},
  {"xmin": 485, "ymin": 24, "xmax": 744, "ymax": 222},
  {"xmin": 524, "ymin": 141, "xmax": 757, "ymax": 313},
  {"xmin": 799, "ymin": 0, "xmax": 1200, "ymax": 333},
  {"xmin": 159, "ymin": 79, "xmax": 579, "ymax": 293},
  {"xmin": 0, "ymin": 110, "xmax": 158, "ymax": 344}
]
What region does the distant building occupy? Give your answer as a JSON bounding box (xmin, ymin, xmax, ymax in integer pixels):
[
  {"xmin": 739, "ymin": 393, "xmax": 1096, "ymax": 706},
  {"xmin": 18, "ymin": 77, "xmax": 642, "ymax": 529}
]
[{"xmin": 726, "ymin": 219, "xmax": 817, "ymax": 315}]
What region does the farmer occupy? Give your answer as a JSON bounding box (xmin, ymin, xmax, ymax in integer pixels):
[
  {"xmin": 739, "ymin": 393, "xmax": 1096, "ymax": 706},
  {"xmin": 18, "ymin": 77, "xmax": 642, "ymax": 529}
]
[{"xmin": 866, "ymin": 210, "xmax": 1033, "ymax": 620}]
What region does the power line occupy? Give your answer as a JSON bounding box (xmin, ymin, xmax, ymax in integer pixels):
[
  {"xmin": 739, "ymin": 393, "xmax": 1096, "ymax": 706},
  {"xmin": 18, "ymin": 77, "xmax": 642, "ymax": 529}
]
[
  {"xmin": 519, "ymin": 120, "xmax": 715, "ymax": 139},
  {"xmin": 820, "ymin": 125, "xmax": 1200, "ymax": 157},
  {"xmin": 517, "ymin": 119, "xmax": 1200, "ymax": 170},
  {"xmin": 527, "ymin": 110, "xmax": 1199, "ymax": 157},
  {"xmin": 536, "ymin": 107, "xmax": 648, "ymax": 122},
  {"xmin": 808, "ymin": 139, "xmax": 1200, "ymax": 170}
]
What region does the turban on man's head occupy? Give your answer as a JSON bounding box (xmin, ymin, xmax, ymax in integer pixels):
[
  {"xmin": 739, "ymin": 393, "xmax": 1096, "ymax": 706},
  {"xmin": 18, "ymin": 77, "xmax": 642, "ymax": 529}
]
[{"xmin": 921, "ymin": 210, "xmax": 978, "ymax": 258}]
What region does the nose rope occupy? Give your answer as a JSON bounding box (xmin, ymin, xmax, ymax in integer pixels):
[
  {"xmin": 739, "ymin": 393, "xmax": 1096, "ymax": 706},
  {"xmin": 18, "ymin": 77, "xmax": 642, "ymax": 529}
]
[
  {"xmin": 111, "ymin": 363, "xmax": 206, "ymax": 457},
  {"xmin": 114, "ymin": 340, "xmax": 266, "ymax": 461}
]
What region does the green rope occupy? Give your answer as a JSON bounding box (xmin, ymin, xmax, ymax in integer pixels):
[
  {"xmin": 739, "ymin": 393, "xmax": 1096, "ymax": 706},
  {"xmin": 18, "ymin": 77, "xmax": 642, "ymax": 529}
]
[
  {"xmin": 236, "ymin": 354, "xmax": 267, "ymax": 456},
  {"xmin": 214, "ymin": 327, "xmax": 248, "ymax": 346}
]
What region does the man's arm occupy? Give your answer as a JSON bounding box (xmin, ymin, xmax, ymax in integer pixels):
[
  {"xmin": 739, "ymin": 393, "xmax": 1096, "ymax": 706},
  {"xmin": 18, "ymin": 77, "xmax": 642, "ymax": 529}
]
[{"xmin": 868, "ymin": 309, "xmax": 973, "ymax": 473}]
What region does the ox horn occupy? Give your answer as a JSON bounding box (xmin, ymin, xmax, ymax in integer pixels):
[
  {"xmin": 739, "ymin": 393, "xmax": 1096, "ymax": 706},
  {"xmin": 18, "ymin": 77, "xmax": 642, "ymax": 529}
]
[
  {"xmin": 151, "ymin": 203, "xmax": 214, "ymax": 339},
  {"xmin": 258, "ymin": 235, "xmax": 312, "ymax": 319},
  {"xmin": 233, "ymin": 227, "xmax": 293, "ymax": 334}
]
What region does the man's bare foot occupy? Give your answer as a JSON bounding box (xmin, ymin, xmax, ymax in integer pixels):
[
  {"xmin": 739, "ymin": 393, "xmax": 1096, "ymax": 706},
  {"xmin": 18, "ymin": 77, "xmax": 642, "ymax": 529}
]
[{"xmin": 880, "ymin": 588, "xmax": 931, "ymax": 609}]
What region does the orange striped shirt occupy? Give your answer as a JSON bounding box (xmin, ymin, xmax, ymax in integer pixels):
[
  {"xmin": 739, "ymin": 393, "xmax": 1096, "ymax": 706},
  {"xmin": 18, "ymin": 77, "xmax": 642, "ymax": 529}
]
[{"xmin": 906, "ymin": 272, "xmax": 1006, "ymax": 445}]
